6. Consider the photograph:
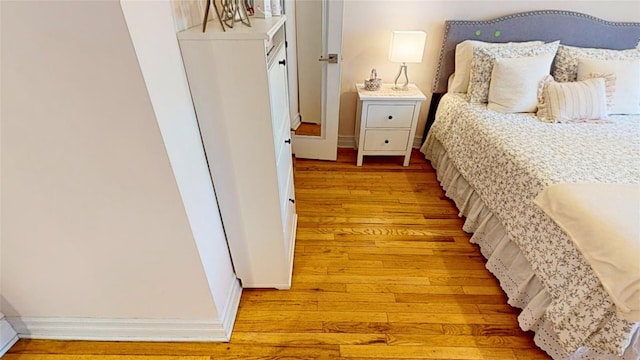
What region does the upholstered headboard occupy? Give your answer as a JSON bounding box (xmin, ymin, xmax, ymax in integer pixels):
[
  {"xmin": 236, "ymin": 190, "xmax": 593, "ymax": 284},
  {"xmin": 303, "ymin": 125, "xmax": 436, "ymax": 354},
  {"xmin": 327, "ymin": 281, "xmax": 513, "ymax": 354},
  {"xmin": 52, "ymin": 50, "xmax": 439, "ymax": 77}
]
[{"xmin": 432, "ymin": 10, "xmax": 640, "ymax": 93}]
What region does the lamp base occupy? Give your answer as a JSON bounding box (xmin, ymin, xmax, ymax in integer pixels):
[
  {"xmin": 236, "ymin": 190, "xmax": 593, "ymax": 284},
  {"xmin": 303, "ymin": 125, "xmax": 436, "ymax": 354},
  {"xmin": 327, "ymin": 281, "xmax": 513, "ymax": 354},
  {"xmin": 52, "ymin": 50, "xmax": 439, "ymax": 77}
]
[{"xmin": 393, "ymin": 63, "xmax": 410, "ymax": 91}]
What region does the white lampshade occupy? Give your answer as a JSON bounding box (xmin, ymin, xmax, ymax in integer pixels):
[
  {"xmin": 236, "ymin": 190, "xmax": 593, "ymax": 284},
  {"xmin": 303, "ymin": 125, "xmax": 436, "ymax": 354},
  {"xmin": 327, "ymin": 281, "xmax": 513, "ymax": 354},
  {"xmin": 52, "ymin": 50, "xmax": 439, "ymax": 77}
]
[{"xmin": 388, "ymin": 31, "xmax": 427, "ymax": 63}]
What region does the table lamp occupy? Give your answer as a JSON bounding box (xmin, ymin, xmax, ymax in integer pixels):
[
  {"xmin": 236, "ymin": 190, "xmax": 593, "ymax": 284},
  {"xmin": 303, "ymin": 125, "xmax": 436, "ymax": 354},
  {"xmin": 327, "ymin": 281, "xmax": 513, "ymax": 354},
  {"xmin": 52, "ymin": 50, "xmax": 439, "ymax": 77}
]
[{"xmin": 389, "ymin": 30, "xmax": 427, "ymax": 91}]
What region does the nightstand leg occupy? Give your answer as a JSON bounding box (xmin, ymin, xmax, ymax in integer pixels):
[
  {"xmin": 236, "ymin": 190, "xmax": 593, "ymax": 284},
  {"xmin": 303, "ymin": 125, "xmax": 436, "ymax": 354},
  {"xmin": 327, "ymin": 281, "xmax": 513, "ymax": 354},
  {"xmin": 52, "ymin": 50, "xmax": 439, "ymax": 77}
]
[
  {"xmin": 357, "ymin": 152, "xmax": 364, "ymax": 166},
  {"xmin": 403, "ymin": 155, "xmax": 410, "ymax": 166}
]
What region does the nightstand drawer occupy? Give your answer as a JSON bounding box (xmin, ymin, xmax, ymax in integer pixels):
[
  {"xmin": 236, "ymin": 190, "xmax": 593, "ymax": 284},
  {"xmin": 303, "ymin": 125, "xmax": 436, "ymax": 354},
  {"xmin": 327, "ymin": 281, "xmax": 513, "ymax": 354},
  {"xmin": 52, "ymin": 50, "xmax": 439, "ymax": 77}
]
[
  {"xmin": 366, "ymin": 104, "xmax": 415, "ymax": 128},
  {"xmin": 364, "ymin": 130, "xmax": 410, "ymax": 151}
]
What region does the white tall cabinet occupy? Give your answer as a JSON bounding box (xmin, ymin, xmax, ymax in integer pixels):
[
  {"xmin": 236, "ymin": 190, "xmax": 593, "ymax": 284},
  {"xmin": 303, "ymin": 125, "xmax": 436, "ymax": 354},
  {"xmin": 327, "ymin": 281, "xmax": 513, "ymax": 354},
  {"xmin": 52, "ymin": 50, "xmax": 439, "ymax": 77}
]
[{"xmin": 178, "ymin": 17, "xmax": 297, "ymax": 289}]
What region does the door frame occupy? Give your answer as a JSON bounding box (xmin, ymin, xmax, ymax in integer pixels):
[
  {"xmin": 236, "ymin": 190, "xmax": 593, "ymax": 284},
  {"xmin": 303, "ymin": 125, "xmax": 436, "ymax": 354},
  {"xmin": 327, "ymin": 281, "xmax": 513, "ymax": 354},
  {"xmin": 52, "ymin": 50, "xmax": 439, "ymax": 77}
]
[{"xmin": 290, "ymin": 0, "xmax": 343, "ymax": 161}]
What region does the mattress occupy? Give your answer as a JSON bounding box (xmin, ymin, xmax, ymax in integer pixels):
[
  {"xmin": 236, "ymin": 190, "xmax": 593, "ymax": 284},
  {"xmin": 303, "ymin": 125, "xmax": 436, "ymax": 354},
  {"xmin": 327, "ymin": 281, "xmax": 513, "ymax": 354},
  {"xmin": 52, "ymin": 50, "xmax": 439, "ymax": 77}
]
[{"xmin": 421, "ymin": 93, "xmax": 640, "ymax": 359}]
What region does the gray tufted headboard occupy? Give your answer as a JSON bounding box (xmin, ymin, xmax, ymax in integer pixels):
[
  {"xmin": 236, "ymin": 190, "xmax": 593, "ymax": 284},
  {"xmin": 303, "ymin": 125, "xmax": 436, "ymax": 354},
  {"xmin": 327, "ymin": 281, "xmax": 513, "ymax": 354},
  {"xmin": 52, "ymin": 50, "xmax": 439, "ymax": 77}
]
[{"xmin": 432, "ymin": 10, "xmax": 640, "ymax": 93}]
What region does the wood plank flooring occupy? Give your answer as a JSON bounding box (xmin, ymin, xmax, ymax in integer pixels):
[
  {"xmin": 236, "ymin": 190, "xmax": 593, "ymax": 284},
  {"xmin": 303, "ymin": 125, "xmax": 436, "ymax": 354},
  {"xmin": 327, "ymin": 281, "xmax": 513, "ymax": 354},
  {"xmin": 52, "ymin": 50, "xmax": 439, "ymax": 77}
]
[
  {"xmin": 6, "ymin": 149, "xmax": 550, "ymax": 359},
  {"xmin": 294, "ymin": 122, "xmax": 322, "ymax": 137}
]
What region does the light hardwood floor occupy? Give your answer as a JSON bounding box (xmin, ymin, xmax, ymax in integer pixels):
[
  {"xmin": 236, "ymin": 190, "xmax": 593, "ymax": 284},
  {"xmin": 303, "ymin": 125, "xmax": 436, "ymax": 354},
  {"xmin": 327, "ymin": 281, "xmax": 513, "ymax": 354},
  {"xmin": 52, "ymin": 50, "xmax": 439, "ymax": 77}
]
[
  {"xmin": 294, "ymin": 122, "xmax": 322, "ymax": 137},
  {"xmin": 6, "ymin": 149, "xmax": 550, "ymax": 359}
]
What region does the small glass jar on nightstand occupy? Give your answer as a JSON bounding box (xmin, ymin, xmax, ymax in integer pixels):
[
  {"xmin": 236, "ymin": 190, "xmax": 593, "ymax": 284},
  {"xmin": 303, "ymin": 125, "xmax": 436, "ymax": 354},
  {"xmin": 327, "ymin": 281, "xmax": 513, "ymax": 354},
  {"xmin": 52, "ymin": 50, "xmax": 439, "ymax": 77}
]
[{"xmin": 354, "ymin": 83, "xmax": 427, "ymax": 166}]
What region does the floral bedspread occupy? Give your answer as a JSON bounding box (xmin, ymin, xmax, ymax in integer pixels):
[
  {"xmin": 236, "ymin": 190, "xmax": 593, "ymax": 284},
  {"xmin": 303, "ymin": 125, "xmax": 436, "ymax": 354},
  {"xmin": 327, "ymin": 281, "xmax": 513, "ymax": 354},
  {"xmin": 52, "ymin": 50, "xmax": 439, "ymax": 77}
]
[{"xmin": 427, "ymin": 93, "xmax": 640, "ymax": 356}]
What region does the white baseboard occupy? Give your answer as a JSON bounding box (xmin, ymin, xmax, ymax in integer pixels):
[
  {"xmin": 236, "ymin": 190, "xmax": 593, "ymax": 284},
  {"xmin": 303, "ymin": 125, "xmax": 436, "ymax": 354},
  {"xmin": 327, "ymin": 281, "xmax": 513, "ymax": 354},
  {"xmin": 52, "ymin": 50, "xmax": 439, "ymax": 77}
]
[
  {"xmin": 413, "ymin": 135, "xmax": 424, "ymax": 149},
  {"xmin": 0, "ymin": 315, "xmax": 18, "ymax": 357},
  {"xmin": 7, "ymin": 317, "xmax": 228, "ymax": 342},
  {"xmin": 220, "ymin": 276, "xmax": 242, "ymax": 340},
  {"xmin": 338, "ymin": 135, "xmax": 355, "ymax": 149},
  {"xmin": 4, "ymin": 277, "xmax": 242, "ymax": 343},
  {"xmin": 338, "ymin": 135, "xmax": 423, "ymax": 149},
  {"xmin": 290, "ymin": 114, "xmax": 301, "ymax": 130}
]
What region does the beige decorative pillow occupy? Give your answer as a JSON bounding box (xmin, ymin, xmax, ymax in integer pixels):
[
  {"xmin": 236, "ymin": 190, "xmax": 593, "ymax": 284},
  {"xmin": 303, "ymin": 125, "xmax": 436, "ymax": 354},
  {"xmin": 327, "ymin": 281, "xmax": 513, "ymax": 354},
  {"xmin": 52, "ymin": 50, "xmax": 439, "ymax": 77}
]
[
  {"xmin": 467, "ymin": 41, "xmax": 560, "ymax": 104},
  {"xmin": 583, "ymin": 72, "xmax": 616, "ymax": 110},
  {"xmin": 536, "ymin": 75, "xmax": 555, "ymax": 122},
  {"xmin": 487, "ymin": 52, "xmax": 556, "ymax": 113},
  {"xmin": 577, "ymin": 58, "xmax": 640, "ymax": 114},
  {"xmin": 536, "ymin": 77, "xmax": 609, "ymax": 123}
]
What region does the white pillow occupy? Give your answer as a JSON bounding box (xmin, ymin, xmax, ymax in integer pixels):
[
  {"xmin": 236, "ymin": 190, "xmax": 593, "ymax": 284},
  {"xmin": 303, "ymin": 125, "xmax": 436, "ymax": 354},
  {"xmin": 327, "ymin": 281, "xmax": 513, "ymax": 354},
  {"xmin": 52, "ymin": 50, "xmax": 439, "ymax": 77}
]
[
  {"xmin": 468, "ymin": 41, "xmax": 560, "ymax": 104},
  {"xmin": 537, "ymin": 77, "xmax": 609, "ymax": 123},
  {"xmin": 577, "ymin": 58, "xmax": 640, "ymax": 114},
  {"xmin": 449, "ymin": 40, "xmax": 544, "ymax": 93},
  {"xmin": 488, "ymin": 52, "xmax": 556, "ymax": 113}
]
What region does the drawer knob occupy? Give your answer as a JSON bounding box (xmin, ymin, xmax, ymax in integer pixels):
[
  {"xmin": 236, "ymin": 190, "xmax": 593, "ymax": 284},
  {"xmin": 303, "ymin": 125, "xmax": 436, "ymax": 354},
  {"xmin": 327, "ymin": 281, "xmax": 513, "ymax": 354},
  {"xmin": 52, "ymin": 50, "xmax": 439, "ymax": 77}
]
[
  {"xmin": 289, "ymin": 198, "xmax": 295, "ymax": 204},
  {"xmin": 388, "ymin": 116, "xmax": 393, "ymax": 120},
  {"xmin": 384, "ymin": 140, "xmax": 389, "ymax": 144},
  {"xmin": 279, "ymin": 59, "xmax": 286, "ymax": 66},
  {"xmin": 285, "ymin": 138, "xmax": 291, "ymax": 144}
]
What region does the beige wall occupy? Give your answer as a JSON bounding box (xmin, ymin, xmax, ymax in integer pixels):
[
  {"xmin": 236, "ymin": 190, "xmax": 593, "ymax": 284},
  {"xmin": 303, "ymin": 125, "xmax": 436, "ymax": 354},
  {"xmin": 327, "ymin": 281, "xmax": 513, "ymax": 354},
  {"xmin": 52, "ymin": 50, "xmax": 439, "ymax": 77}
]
[
  {"xmin": 1, "ymin": 0, "xmax": 219, "ymax": 320},
  {"xmin": 339, "ymin": 1, "xmax": 640, "ymax": 140}
]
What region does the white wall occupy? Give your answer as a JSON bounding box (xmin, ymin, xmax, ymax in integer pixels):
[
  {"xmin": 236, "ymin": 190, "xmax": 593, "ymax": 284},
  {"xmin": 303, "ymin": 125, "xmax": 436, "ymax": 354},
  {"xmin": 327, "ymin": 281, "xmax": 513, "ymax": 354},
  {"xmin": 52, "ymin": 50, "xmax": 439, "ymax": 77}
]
[
  {"xmin": 1, "ymin": 0, "xmax": 237, "ymax": 340},
  {"xmin": 339, "ymin": 0, "xmax": 640, "ymax": 140},
  {"xmin": 0, "ymin": 0, "xmax": 16, "ymax": 352},
  {"xmin": 120, "ymin": 0, "xmax": 240, "ymax": 334}
]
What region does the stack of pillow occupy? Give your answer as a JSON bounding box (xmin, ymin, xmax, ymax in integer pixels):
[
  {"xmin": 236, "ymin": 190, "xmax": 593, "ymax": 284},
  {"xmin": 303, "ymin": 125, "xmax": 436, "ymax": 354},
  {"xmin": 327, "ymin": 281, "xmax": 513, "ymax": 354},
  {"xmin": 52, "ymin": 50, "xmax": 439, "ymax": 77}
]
[{"xmin": 449, "ymin": 40, "xmax": 640, "ymax": 122}]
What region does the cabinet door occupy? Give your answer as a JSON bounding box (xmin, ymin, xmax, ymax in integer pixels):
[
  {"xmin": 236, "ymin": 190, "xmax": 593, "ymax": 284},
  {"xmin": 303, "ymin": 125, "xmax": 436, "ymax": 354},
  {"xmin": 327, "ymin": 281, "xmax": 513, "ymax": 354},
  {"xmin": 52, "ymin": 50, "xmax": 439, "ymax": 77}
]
[{"xmin": 268, "ymin": 45, "xmax": 290, "ymax": 151}]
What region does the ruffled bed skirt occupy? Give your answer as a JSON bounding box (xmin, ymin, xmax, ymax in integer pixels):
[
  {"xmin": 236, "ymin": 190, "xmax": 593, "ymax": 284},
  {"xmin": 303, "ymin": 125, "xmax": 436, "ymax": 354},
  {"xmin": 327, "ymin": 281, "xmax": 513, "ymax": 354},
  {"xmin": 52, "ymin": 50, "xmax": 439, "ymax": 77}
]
[{"xmin": 421, "ymin": 136, "xmax": 640, "ymax": 360}]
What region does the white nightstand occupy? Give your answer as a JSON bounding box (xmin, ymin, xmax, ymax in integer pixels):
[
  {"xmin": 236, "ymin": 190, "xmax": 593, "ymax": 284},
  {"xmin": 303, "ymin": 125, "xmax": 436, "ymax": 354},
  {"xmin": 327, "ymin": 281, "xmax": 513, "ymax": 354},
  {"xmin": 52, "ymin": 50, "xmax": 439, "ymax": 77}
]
[{"xmin": 354, "ymin": 83, "xmax": 427, "ymax": 166}]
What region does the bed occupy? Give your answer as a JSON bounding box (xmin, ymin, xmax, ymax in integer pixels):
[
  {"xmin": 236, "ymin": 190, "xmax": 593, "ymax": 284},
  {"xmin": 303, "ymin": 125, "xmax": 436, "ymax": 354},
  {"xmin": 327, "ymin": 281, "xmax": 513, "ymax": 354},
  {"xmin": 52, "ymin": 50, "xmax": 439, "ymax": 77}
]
[{"xmin": 420, "ymin": 10, "xmax": 640, "ymax": 360}]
